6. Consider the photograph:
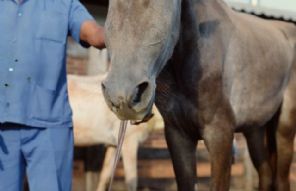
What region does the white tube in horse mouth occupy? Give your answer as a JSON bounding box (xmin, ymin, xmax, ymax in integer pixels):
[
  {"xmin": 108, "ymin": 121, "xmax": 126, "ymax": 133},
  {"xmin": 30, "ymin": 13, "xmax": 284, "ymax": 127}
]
[{"xmin": 107, "ymin": 120, "xmax": 128, "ymax": 191}]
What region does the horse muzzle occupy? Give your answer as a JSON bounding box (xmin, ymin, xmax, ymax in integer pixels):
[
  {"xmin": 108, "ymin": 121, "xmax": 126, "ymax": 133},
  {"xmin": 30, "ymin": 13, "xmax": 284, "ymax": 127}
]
[{"xmin": 101, "ymin": 78, "xmax": 155, "ymax": 121}]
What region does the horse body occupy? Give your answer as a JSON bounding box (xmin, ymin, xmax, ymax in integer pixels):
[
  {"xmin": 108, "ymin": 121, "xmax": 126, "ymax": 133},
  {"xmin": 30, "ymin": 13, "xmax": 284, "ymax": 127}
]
[
  {"xmin": 224, "ymin": 12, "xmax": 295, "ymax": 128},
  {"xmin": 102, "ymin": 0, "xmax": 296, "ymax": 190}
]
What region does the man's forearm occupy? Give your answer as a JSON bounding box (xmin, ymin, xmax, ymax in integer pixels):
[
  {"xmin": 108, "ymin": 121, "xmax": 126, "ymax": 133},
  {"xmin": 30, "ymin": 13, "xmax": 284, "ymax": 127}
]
[{"xmin": 80, "ymin": 20, "xmax": 106, "ymax": 49}]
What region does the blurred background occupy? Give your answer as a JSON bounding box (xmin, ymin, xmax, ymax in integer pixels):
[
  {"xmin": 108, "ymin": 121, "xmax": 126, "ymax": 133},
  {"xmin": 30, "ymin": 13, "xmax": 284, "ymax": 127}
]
[{"xmin": 68, "ymin": 1, "xmax": 296, "ymax": 191}]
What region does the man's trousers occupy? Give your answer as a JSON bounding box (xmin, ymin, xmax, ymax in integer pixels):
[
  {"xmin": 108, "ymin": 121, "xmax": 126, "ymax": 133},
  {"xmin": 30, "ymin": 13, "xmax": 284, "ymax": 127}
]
[{"xmin": 0, "ymin": 124, "xmax": 73, "ymax": 191}]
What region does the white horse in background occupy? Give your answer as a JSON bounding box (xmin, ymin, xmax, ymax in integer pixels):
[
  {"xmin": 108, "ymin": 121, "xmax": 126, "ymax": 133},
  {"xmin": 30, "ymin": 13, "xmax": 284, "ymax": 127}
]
[{"xmin": 68, "ymin": 74, "xmax": 160, "ymax": 191}]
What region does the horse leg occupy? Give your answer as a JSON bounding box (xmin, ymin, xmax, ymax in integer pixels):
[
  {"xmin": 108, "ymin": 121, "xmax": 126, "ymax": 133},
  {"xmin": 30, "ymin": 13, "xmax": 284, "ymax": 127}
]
[
  {"xmin": 121, "ymin": 133, "xmax": 139, "ymax": 191},
  {"xmin": 164, "ymin": 124, "xmax": 197, "ymax": 191},
  {"xmin": 243, "ymin": 127, "xmax": 273, "ymax": 191},
  {"xmin": 275, "ymin": 122, "xmax": 295, "ymax": 191},
  {"xmin": 203, "ymin": 121, "xmax": 233, "ymax": 191},
  {"xmin": 275, "ymin": 97, "xmax": 296, "ymax": 191},
  {"xmin": 96, "ymin": 146, "xmax": 116, "ymax": 191}
]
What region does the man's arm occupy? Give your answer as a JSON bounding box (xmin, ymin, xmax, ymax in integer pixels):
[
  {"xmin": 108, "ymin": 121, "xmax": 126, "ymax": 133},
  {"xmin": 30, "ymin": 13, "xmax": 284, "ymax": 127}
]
[{"xmin": 80, "ymin": 20, "xmax": 105, "ymax": 49}]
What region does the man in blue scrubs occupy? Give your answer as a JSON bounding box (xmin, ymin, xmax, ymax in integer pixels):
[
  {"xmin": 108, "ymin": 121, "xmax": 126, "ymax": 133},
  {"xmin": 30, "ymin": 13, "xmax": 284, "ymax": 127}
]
[{"xmin": 0, "ymin": 0, "xmax": 105, "ymax": 190}]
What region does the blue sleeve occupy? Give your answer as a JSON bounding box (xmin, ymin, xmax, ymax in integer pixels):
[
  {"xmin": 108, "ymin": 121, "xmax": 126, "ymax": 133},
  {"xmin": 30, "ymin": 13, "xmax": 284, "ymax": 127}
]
[{"xmin": 69, "ymin": 0, "xmax": 94, "ymax": 43}]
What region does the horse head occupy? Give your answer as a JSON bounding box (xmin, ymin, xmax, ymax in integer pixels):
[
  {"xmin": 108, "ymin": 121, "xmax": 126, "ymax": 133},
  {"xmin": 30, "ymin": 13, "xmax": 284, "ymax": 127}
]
[{"xmin": 102, "ymin": 0, "xmax": 182, "ymax": 120}]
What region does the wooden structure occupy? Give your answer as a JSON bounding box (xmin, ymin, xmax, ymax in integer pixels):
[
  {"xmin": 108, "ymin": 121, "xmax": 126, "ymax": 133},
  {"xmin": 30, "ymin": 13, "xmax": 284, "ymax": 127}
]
[
  {"xmin": 73, "ymin": 130, "xmax": 296, "ymax": 191},
  {"xmin": 225, "ymin": 0, "xmax": 296, "ymax": 24}
]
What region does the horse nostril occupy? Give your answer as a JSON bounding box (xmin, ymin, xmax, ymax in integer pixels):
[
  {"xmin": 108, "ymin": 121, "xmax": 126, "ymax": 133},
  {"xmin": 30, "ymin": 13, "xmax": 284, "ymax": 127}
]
[{"xmin": 132, "ymin": 82, "xmax": 149, "ymax": 105}]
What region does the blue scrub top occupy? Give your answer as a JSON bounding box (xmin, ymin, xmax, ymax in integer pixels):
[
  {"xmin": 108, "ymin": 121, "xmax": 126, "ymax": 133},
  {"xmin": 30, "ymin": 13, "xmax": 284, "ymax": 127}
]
[{"xmin": 0, "ymin": 0, "xmax": 94, "ymax": 128}]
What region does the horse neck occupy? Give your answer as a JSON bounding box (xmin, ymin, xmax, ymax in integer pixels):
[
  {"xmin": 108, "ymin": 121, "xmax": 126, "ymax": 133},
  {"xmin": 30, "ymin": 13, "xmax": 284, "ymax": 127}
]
[
  {"xmin": 157, "ymin": 0, "xmax": 199, "ymax": 93},
  {"xmin": 177, "ymin": 0, "xmax": 200, "ymax": 55},
  {"xmin": 171, "ymin": 0, "xmax": 227, "ymax": 81}
]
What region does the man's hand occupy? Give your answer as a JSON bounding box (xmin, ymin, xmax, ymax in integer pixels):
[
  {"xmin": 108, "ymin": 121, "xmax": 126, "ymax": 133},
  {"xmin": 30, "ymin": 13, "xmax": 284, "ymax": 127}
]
[{"xmin": 80, "ymin": 20, "xmax": 105, "ymax": 49}]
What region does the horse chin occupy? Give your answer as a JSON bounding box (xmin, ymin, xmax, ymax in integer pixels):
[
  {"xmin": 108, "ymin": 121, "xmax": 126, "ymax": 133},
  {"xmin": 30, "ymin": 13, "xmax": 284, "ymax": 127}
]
[
  {"xmin": 130, "ymin": 104, "xmax": 155, "ymax": 125},
  {"xmin": 113, "ymin": 98, "xmax": 154, "ymax": 124}
]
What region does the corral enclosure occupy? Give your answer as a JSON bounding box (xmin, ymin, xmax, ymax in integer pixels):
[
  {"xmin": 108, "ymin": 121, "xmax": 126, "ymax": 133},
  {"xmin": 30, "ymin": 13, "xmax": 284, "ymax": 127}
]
[
  {"xmin": 72, "ymin": 130, "xmax": 296, "ymax": 191},
  {"xmin": 68, "ymin": 0, "xmax": 296, "ymax": 190}
]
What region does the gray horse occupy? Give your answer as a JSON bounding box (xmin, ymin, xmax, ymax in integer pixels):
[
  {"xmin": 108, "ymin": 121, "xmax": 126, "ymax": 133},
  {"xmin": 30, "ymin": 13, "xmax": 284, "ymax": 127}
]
[{"xmin": 101, "ymin": 0, "xmax": 296, "ymax": 190}]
